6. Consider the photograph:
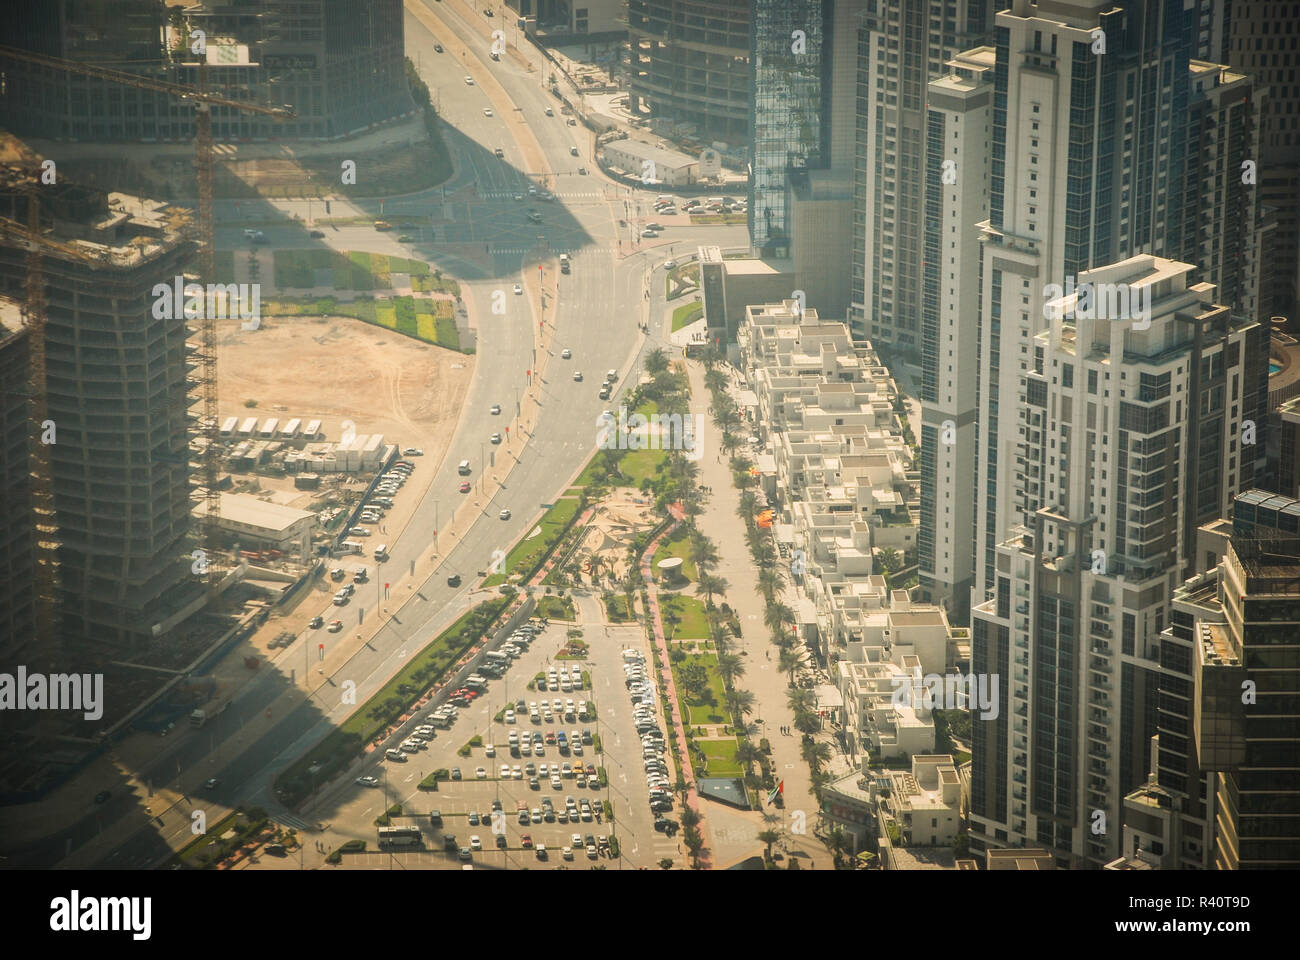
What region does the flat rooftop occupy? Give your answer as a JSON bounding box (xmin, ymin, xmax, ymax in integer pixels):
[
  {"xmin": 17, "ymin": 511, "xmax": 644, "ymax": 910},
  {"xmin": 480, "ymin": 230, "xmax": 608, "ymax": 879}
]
[{"xmin": 198, "ymin": 493, "xmax": 315, "ymax": 532}]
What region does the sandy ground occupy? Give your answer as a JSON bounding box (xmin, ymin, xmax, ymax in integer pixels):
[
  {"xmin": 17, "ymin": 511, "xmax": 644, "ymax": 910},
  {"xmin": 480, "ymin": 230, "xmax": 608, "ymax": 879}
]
[{"xmin": 216, "ymin": 312, "xmax": 472, "ymax": 461}]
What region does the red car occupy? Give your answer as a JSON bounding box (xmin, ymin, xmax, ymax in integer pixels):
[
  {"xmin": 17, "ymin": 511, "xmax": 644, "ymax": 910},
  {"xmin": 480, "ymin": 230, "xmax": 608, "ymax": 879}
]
[
  {"xmin": 459, "ymin": 481, "xmax": 471, "ymax": 493},
  {"xmin": 520, "ymin": 834, "xmax": 533, "ymax": 848}
]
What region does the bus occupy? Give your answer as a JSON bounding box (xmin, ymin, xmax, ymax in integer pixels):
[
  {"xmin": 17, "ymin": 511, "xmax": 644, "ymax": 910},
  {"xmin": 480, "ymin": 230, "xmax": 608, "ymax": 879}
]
[{"xmin": 377, "ymin": 826, "xmax": 423, "ymax": 847}]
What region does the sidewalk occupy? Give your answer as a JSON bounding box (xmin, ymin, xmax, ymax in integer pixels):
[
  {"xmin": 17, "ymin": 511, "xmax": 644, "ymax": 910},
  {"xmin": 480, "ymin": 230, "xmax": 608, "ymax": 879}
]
[{"xmin": 681, "ymin": 358, "xmax": 825, "ymax": 864}]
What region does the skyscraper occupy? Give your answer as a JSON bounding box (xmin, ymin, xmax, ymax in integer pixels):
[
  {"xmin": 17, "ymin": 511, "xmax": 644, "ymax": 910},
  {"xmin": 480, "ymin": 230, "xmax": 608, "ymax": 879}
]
[
  {"xmin": 0, "ymin": 183, "xmax": 200, "ymax": 646},
  {"xmin": 848, "ymin": 0, "xmax": 995, "ymax": 346},
  {"xmin": 0, "ymin": 304, "xmax": 36, "ymax": 654},
  {"xmin": 970, "ymin": 255, "xmax": 1261, "ymax": 866},
  {"xmin": 1225, "ymin": 0, "xmax": 1300, "ymax": 330},
  {"xmin": 1118, "ymin": 489, "xmax": 1300, "ymax": 869},
  {"xmin": 965, "ymin": 0, "xmax": 1273, "ymax": 866},
  {"xmin": 917, "ymin": 47, "xmax": 995, "ymax": 623},
  {"xmin": 0, "ymin": 0, "xmax": 410, "ymax": 141},
  {"xmin": 626, "ymin": 0, "xmax": 751, "ymax": 143},
  {"xmin": 749, "ymin": 0, "xmax": 828, "ymax": 256}
]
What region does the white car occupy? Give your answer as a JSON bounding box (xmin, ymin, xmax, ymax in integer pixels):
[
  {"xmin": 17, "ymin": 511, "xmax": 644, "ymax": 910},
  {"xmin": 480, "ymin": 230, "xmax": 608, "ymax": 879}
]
[
  {"xmin": 513, "ymin": 283, "xmax": 522, "ymax": 295},
  {"xmin": 484, "ymin": 108, "xmax": 493, "ymax": 117},
  {"xmin": 465, "ymin": 76, "xmax": 475, "ymax": 85},
  {"xmin": 470, "ymin": 835, "xmax": 482, "ymax": 851},
  {"xmin": 499, "ymin": 764, "xmax": 510, "ymax": 778},
  {"xmin": 561, "ymin": 348, "xmax": 572, "ymax": 359},
  {"xmin": 499, "ymin": 509, "xmax": 511, "ymax": 520},
  {"xmin": 664, "ymin": 259, "xmax": 677, "ymax": 270},
  {"xmin": 490, "ymin": 404, "xmax": 502, "ymax": 415},
  {"xmin": 403, "ymin": 447, "xmax": 423, "ymax": 456},
  {"xmin": 476, "ymin": 767, "xmax": 487, "ymax": 779},
  {"xmin": 505, "ymin": 709, "xmax": 516, "ymax": 723}
]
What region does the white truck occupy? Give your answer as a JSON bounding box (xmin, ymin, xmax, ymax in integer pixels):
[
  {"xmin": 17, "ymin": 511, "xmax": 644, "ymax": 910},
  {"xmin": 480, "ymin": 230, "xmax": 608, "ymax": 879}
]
[{"xmin": 190, "ymin": 696, "xmax": 231, "ymax": 728}]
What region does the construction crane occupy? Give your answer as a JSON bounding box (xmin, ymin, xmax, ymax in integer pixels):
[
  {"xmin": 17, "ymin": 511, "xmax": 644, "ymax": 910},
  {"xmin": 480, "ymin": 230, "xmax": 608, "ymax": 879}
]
[{"xmin": 0, "ymin": 44, "xmax": 293, "ymax": 636}]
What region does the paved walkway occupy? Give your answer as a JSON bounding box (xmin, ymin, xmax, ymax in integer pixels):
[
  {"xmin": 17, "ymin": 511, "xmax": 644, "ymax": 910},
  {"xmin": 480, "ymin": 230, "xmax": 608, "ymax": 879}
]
[
  {"xmin": 682, "ymin": 358, "xmax": 826, "ymax": 867},
  {"xmin": 639, "ymin": 505, "xmax": 714, "ymax": 869}
]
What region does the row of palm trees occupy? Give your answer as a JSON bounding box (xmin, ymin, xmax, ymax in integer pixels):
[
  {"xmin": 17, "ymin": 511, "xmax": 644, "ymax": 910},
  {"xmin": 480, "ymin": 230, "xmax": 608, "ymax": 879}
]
[{"xmin": 702, "ymin": 350, "xmax": 852, "ymax": 867}]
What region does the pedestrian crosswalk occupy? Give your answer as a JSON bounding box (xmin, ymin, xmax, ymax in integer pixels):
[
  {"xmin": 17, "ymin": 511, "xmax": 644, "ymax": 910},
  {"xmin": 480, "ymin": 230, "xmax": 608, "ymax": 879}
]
[
  {"xmin": 479, "ymin": 191, "xmax": 607, "ymax": 201},
  {"xmin": 489, "ymin": 245, "xmax": 617, "ymax": 255}
]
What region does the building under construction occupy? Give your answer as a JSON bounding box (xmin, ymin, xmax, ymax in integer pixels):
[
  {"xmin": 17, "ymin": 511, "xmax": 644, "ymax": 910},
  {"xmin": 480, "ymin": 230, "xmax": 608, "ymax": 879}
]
[
  {"xmin": 0, "ymin": 178, "xmax": 202, "ymax": 645},
  {"xmin": 0, "ymin": 300, "xmax": 36, "ymax": 652},
  {"xmin": 2, "ymin": 0, "xmax": 409, "ymax": 141}
]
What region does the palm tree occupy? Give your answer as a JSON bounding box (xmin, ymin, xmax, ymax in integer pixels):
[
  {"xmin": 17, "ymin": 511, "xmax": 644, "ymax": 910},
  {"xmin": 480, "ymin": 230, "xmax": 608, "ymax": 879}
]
[
  {"xmin": 675, "ymin": 772, "xmax": 692, "ymax": 807},
  {"xmin": 683, "ymin": 825, "xmax": 704, "ymax": 868},
  {"xmin": 764, "ymin": 601, "xmax": 795, "ymax": 636},
  {"xmin": 801, "ymin": 739, "xmax": 832, "ymax": 775},
  {"xmin": 779, "ymin": 649, "xmax": 804, "ymax": 687},
  {"xmin": 793, "ymin": 710, "xmax": 822, "ymax": 735},
  {"xmin": 690, "ymin": 537, "xmax": 719, "ymax": 577},
  {"xmin": 716, "ymin": 653, "xmax": 745, "ymax": 687},
  {"xmin": 737, "ymin": 491, "xmax": 757, "ymax": 521},
  {"xmin": 753, "ymin": 541, "xmax": 778, "ymax": 569},
  {"xmin": 757, "ymin": 567, "xmax": 785, "ymax": 602},
  {"xmin": 702, "ymin": 567, "xmax": 733, "ymax": 606},
  {"xmin": 734, "ymin": 739, "xmax": 762, "ymax": 772},
  {"xmin": 645, "ymin": 347, "xmax": 670, "ymax": 377},
  {"xmin": 679, "ymin": 804, "xmax": 700, "ymax": 828},
  {"xmin": 704, "ymin": 368, "xmax": 727, "ymax": 394},
  {"xmin": 721, "ymin": 430, "xmax": 742, "ymax": 455},
  {"xmin": 825, "ymin": 826, "xmax": 850, "ymax": 868},
  {"xmin": 725, "ymin": 688, "xmax": 755, "ymax": 725},
  {"xmin": 876, "ymin": 547, "xmax": 902, "ymax": 578},
  {"xmin": 757, "ymin": 829, "xmax": 781, "ymax": 862},
  {"xmin": 786, "ymin": 687, "xmax": 816, "ymax": 713}
]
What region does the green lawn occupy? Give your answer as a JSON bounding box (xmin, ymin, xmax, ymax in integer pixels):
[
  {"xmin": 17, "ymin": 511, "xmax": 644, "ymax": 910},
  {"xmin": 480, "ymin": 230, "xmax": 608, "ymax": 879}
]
[
  {"xmin": 654, "ymin": 527, "xmax": 698, "ymax": 582},
  {"xmin": 536, "ymin": 595, "xmax": 576, "ymax": 621},
  {"xmin": 482, "ymin": 496, "xmax": 583, "ymax": 588},
  {"xmin": 604, "ymin": 594, "xmax": 635, "ymax": 622},
  {"xmin": 696, "ymin": 738, "xmax": 743, "ymax": 777},
  {"xmin": 264, "ymin": 294, "xmax": 460, "ymax": 350},
  {"xmin": 660, "ymin": 594, "xmax": 709, "ymax": 639},
  {"xmin": 672, "ymin": 652, "xmax": 729, "ymax": 725},
  {"xmin": 671, "ymin": 299, "xmax": 703, "ymax": 331}
]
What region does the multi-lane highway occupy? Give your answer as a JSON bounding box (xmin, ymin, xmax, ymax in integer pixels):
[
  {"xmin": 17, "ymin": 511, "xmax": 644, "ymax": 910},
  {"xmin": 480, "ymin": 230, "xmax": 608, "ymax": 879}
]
[{"xmin": 9, "ymin": 0, "xmax": 745, "ymax": 869}]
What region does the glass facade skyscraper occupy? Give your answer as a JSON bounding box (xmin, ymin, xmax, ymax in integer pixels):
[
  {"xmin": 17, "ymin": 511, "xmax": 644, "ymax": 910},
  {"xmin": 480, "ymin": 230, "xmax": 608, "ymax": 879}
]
[{"xmin": 748, "ymin": 0, "xmax": 830, "ymax": 257}]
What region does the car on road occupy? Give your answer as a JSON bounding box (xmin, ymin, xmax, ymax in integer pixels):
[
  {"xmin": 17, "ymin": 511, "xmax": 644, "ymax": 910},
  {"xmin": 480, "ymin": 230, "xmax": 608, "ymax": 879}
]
[
  {"xmin": 567, "ymin": 118, "xmax": 577, "ymax": 126},
  {"xmin": 641, "ymin": 228, "xmax": 658, "ymax": 238},
  {"xmin": 573, "ymin": 371, "xmax": 583, "ymax": 381},
  {"xmin": 490, "ymin": 433, "xmax": 502, "ymax": 444},
  {"xmin": 309, "ymin": 230, "xmax": 326, "ymax": 238},
  {"xmin": 398, "ymin": 234, "xmax": 414, "ymax": 242},
  {"xmin": 483, "ymin": 108, "xmax": 493, "ymax": 117},
  {"xmin": 355, "ymin": 775, "xmax": 379, "ymax": 787},
  {"xmin": 464, "ymin": 76, "xmax": 474, "ymax": 84},
  {"xmin": 499, "ymin": 509, "xmax": 511, "ymax": 520},
  {"xmin": 434, "ymin": 43, "xmax": 443, "ymax": 52},
  {"xmin": 513, "ymin": 283, "xmax": 522, "ymax": 295},
  {"xmin": 513, "ymin": 193, "xmax": 523, "ymax": 201},
  {"xmin": 545, "ymin": 107, "xmax": 554, "ymax": 117},
  {"xmin": 560, "ymin": 348, "xmax": 572, "ymax": 359},
  {"xmin": 328, "ymin": 619, "xmax": 343, "ymax": 632},
  {"xmin": 570, "ymin": 146, "xmax": 579, "ymax": 156},
  {"xmin": 664, "ymin": 259, "xmax": 677, "ymax": 270},
  {"xmin": 309, "ymin": 615, "xmax": 324, "ymax": 629},
  {"xmin": 447, "ymin": 573, "xmax": 462, "ymax": 587}
]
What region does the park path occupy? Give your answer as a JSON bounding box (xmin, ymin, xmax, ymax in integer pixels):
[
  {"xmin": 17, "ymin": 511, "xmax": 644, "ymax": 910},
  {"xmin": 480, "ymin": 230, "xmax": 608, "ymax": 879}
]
[{"xmin": 640, "ymin": 504, "xmax": 714, "ymax": 869}]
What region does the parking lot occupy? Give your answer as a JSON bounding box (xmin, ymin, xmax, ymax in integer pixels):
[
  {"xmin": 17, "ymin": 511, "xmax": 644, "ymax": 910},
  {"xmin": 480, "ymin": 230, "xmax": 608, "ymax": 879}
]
[{"xmin": 329, "ymin": 601, "xmax": 683, "ymax": 868}]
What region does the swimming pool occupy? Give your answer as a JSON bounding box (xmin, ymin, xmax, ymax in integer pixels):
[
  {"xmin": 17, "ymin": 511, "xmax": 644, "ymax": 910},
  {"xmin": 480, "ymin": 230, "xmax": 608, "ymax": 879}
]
[{"xmin": 1270, "ymin": 361, "xmax": 1282, "ymax": 375}]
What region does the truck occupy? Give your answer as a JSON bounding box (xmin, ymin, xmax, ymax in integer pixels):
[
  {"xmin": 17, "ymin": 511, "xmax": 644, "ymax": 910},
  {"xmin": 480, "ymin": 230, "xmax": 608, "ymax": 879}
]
[{"xmin": 190, "ymin": 697, "xmax": 231, "ymax": 728}]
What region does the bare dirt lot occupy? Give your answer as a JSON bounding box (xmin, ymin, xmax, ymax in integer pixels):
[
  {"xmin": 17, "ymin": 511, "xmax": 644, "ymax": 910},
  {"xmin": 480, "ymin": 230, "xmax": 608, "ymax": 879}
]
[{"xmin": 217, "ymin": 312, "xmax": 473, "ymax": 462}]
